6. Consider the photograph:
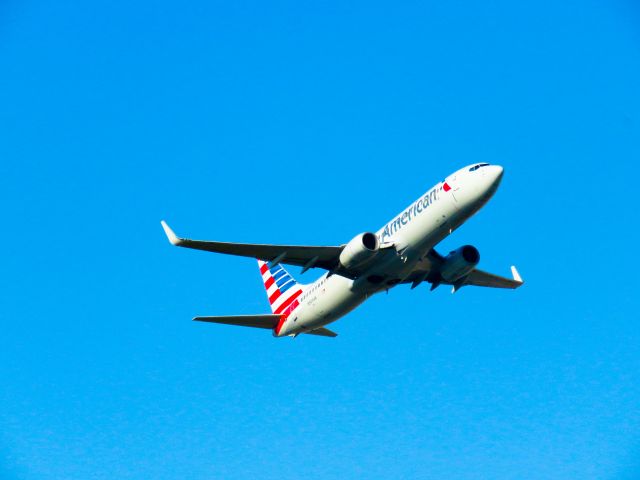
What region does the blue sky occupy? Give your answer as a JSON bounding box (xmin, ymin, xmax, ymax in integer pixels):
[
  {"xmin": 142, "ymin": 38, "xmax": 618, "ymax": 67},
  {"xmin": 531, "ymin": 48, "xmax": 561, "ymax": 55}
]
[{"xmin": 1, "ymin": 1, "xmax": 640, "ymax": 478}]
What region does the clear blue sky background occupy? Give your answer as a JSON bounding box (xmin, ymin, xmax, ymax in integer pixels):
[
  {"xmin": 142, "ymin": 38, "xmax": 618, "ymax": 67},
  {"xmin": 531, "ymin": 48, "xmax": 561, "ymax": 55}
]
[{"xmin": 1, "ymin": 1, "xmax": 639, "ymax": 479}]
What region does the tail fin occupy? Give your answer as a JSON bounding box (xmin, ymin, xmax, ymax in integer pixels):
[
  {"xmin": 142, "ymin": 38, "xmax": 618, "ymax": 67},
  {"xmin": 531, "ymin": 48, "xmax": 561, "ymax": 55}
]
[{"xmin": 257, "ymin": 260, "xmax": 304, "ymax": 315}]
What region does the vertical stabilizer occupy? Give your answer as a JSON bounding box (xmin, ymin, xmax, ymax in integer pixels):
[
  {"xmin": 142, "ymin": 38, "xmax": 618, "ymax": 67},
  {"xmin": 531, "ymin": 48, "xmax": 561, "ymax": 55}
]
[{"xmin": 257, "ymin": 260, "xmax": 304, "ymax": 315}]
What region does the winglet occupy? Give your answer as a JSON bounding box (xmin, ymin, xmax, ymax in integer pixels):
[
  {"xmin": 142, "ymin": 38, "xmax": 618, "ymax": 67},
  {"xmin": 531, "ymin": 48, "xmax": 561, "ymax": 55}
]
[
  {"xmin": 511, "ymin": 265, "xmax": 523, "ymax": 284},
  {"xmin": 160, "ymin": 220, "xmax": 182, "ymax": 246}
]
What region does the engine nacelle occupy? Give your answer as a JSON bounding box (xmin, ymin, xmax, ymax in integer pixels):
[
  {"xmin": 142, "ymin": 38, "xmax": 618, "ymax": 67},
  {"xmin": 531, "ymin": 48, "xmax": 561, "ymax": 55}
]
[
  {"xmin": 339, "ymin": 232, "xmax": 380, "ymax": 270},
  {"xmin": 440, "ymin": 245, "xmax": 480, "ymax": 282}
]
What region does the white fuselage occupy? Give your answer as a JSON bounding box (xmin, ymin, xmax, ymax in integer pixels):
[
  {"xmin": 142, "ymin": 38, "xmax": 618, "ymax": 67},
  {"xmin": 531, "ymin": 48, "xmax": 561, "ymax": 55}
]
[{"xmin": 276, "ymin": 164, "xmax": 504, "ymax": 337}]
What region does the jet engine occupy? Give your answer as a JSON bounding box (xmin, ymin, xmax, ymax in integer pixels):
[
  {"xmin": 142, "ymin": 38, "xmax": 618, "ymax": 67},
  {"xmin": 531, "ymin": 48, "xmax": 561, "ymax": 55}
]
[
  {"xmin": 339, "ymin": 232, "xmax": 380, "ymax": 270},
  {"xmin": 440, "ymin": 245, "xmax": 480, "ymax": 282}
]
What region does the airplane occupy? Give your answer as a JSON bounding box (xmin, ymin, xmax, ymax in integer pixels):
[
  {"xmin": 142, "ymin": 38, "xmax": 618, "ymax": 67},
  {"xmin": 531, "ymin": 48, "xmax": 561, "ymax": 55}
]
[{"xmin": 161, "ymin": 163, "xmax": 523, "ymax": 338}]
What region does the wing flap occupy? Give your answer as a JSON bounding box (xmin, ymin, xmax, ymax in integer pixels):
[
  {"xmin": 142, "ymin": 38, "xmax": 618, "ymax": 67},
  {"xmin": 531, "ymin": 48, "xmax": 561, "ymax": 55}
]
[
  {"xmin": 193, "ymin": 314, "xmax": 281, "ymax": 329},
  {"xmin": 161, "ymin": 221, "xmax": 343, "ymax": 271}
]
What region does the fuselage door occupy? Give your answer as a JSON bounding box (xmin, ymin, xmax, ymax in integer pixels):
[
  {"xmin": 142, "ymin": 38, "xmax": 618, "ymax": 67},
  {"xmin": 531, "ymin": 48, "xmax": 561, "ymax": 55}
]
[{"xmin": 443, "ymin": 174, "xmax": 462, "ymax": 205}]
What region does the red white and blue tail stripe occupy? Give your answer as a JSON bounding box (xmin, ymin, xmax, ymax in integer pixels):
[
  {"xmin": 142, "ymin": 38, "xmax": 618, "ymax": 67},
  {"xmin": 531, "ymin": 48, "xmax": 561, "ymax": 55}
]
[{"xmin": 257, "ymin": 260, "xmax": 303, "ymax": 316}]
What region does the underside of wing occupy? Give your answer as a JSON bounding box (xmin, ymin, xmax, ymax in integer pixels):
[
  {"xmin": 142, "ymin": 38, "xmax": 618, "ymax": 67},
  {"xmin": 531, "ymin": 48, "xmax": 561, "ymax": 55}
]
[
  {"xmin": 403, "ymin": 249, "xmax": 523, "ymax": 291},
  {"xmin": 463, "ymin": 267, "xmax": 523, "ymax": 289},
  {"xmin": 193, "ymin": 314, "xmax": 281, "ymax": 329},
  {"xmin": 161, "ymin": 221, "xmax": 343, "ymax": 272}
]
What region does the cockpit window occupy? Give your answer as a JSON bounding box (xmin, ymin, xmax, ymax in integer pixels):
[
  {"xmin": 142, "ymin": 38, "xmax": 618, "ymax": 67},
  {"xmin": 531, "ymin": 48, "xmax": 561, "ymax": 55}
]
[{"xmin": 469, "ymin": 163, "xmax": 490, "ymax": 172}]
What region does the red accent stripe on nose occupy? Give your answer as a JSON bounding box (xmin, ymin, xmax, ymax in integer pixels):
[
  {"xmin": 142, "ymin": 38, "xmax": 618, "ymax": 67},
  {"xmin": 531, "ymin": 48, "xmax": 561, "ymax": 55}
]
[
  {"xmin": 443, "ymin": 182, "xmax": 451, "ymax": 192},
  {"xmin": 274, "ymin": 289, "xmax": 302, "ymax": 314}
]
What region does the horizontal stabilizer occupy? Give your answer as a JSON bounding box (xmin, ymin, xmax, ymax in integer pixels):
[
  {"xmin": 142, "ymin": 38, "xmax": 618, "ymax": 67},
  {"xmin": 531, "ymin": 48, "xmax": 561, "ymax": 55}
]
[
  {"xmin": 193, "ymin": 315, "xmax": 338, "ymax": 338},
  {"xmin": 305, "ymin": 327, "xmax": 338, "ymax": 337},
  {"xmin": 193, "ymin": 314, "xmax": 281, "ymax": 329}
]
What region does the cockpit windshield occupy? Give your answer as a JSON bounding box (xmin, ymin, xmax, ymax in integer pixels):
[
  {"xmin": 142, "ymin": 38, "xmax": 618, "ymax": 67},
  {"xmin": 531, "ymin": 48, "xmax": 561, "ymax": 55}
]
[{"xmin": 469, "ymin": 163, "xmax": 490, "ymax": 172}]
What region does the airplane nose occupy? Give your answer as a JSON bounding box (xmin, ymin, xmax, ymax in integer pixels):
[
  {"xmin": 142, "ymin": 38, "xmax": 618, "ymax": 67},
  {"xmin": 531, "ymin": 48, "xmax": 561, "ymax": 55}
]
[{"xmin": 485, "ymin": 165, "xmax": 504, "ymax": 186}]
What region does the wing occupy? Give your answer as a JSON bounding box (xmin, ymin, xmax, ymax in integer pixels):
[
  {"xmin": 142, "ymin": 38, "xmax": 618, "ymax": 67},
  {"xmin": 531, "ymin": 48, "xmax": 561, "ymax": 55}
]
[
  {"xmin": 193, "ymin": 314, "xmax": 281, "ymax": 329},
  {"xmin": 464, "ymin": 266, "xmax": 523, "ymax": 289},
  {"xmin": 404, "ymin": 249, "xmax": 523, "ymax": 291},
  {"xmin": 161, "ymin": 221, "xmax": 343, "ymax": 273}
]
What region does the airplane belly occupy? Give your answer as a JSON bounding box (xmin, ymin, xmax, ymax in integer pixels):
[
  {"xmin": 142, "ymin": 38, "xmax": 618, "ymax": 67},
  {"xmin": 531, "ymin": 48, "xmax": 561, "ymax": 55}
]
[
  {"xmin": 362, "ymin": 196, "xmax": 460, "ymax": 285},
  {"xmin": 287, "ymin": 276, "xmax": 367, "ymax": 334}
]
